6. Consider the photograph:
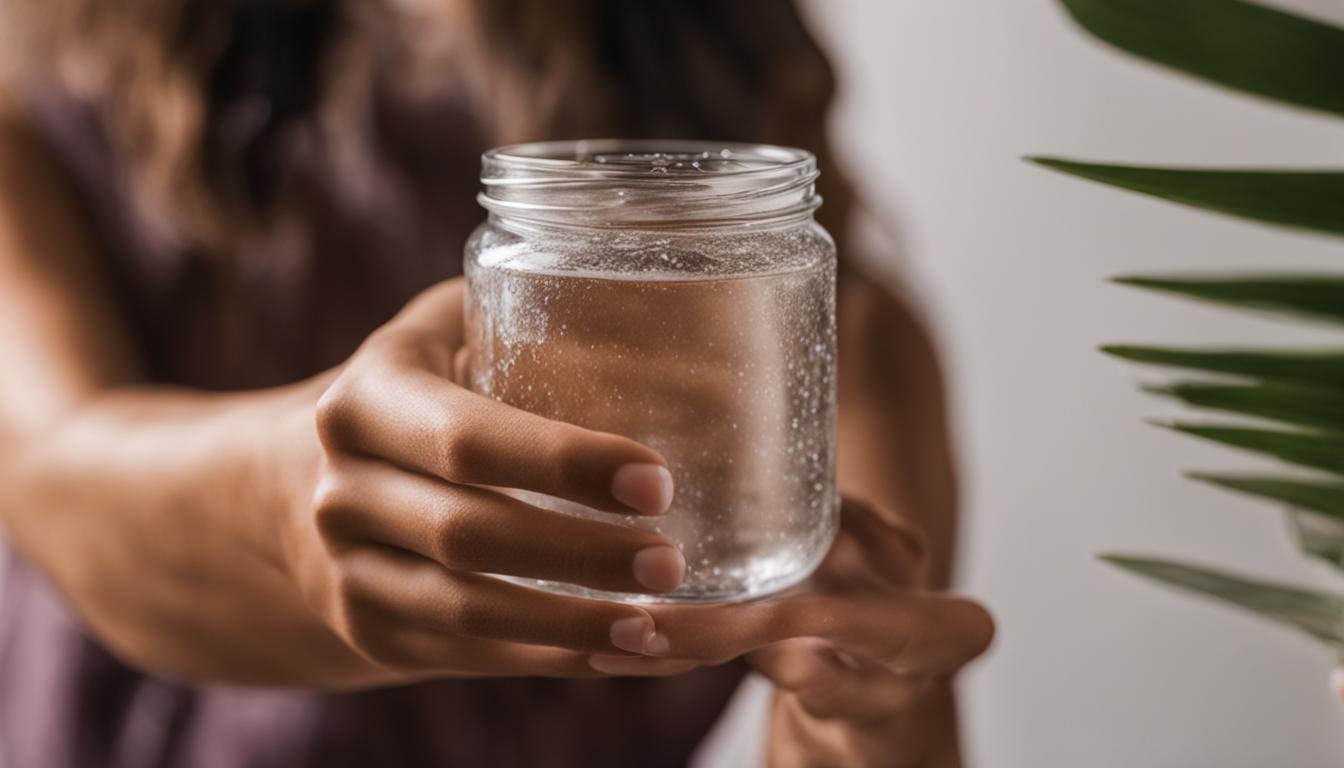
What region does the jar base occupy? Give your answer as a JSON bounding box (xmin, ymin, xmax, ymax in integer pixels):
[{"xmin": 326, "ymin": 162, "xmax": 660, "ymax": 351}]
[{"xmin": 497, "ymin": 526, "xmax": 838, "ymax": 604}]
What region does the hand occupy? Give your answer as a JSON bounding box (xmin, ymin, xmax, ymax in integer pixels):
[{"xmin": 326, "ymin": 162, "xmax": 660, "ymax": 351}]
[
  {"xmin": 590, "ymin": 498, "xmax": 994, "ymax": 767},
  {"xmin": 277, "ymin": 278, "xmax": 695, "ymax": 685}
]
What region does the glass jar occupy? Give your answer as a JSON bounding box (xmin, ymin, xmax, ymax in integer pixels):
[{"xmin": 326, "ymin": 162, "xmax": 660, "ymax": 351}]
[{"xmin": 465, "ymin": 139, "xmax": 838, "ymax": 603}]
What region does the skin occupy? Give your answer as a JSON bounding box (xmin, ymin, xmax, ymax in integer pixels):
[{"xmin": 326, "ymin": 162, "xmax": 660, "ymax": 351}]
[{"xmin": 0, "ymin": 102, "xmax": 992, "ymax": 766}]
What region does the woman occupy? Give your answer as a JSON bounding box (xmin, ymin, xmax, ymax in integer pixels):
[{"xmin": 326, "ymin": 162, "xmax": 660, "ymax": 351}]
[{"xmin": 0, "ymin": 1, "xmax": 992, "ymax": 766}]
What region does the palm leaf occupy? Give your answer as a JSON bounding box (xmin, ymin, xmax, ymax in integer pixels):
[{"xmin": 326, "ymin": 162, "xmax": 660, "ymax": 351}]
[
  {"xmin": 1051, "ymin": 0, "xmax": 1344, "ymax": 656},
  {"xmin": 1058, "ymin": 0, "xmax": 1344, "ymax": 118},
  {"xmin": 1103, "ymin": 346, "xmax": 1344, "ymax": 388},
  {"xmin": 1102, "ymin": 555, "xmax": 1344, "ymax": 648},
  {"xmin": 1029, "ymin": 161, "xmax": 1344, "ymax": 238},
  {"xmin": 1145, "ymin": 381, "xmax": 1344, "ymax": 431},
  {"xmin": 1188, "ymin": 474, "xmax": 1344, "ymax": 519},
  {"xmin": 1158, "ymin": 422, "xmax": 1344, "ymax": 476},
  {"xmin": 1114, "ymin": 275, "xmax": 1344, "ymax": 325}
]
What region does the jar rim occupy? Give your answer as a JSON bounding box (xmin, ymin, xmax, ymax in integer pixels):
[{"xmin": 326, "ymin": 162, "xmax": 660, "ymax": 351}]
[
  {"xmin": 482, "ymin": 139, "xmax": 815, "ymax": 177},
  {"xmin": 478, "ymin": 139, "xmax": 821, "ymax": 232}
]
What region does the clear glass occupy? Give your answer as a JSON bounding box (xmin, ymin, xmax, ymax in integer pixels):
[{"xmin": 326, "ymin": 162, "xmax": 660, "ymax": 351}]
[{"xmin": 465, "ymin": 140, "xmax": 838, "ymax": 603}]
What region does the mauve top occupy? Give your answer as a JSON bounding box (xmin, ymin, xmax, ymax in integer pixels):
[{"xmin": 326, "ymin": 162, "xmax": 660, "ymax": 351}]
[{"xmin": 0, "ymin": 85, "xmax": 745, "ymax": 768}]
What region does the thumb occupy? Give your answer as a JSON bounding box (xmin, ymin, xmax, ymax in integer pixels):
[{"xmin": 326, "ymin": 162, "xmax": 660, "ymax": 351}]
[{"xmin": 1330, "ymin": 668, "xmax": 1344, "ymax": 703}]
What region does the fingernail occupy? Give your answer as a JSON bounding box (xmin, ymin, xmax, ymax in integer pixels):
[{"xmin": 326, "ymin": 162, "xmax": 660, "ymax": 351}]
[
  {"xmin": 646, "ymin": 632, "xmax": 670, "ymax": 655},
  {"xmin": 633, "ymin": 546, "xmax": 686, "ymax": 592},
  {"xmin": 609, "ymin": 617, "xmax": 654, "ymax": 654},
  {"xmin": 611, "ymin": 463, "xmax": 674, "ymax": 515},
  {"xmin": 590, "ymin": 654, "xmax": 659, "ymax": 675}
]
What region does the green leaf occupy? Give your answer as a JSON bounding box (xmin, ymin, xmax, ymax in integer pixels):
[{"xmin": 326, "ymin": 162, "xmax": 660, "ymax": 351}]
[
  {"xmin": 1188, "ymin": 473, "xmax": 1344, "ymax": 519},
  {"xmin": 1104, "ymin": 345, "xmax": 1344, "ymax": 388},
  {"xmin": 1114, "ymin": 274, "xmax": 1344, "ymax": 325},
  {"xmin": 1102, "ymin": 554, "xmax": 1344, "ymax": 648},
  {"xmin": 1057, "ymin": 0, "xmax": 1344, "ymax": 118},
  {"xmin": 1104, "ymin": 346, "xmax": 1344, "ymax": 388},
  {"xmin": 1160, "ymin": 422, "xmax": 1344, "ymax": 475},
  {"xmin": 1146, "ymin": 381, "xmax": 1344, "ymax": 431},
  {"xmin": 1030, "ymin": 160, "xmax": 1344, "ymax": 238}
]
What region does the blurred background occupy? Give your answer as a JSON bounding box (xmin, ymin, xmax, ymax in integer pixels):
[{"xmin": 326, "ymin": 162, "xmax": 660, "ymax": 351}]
[
  {"xmin": 791, "ymin": 0, "xmax": 1344, "ymax": 765},
  {"xmin": 3, "ymin": 1, "xmax": 1344, "ymax": 766}
]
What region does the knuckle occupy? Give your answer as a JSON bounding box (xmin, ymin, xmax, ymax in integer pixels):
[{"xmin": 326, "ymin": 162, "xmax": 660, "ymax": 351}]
[
  {"xmin": 433, "ymin": 409, "xmax": 480, "ymax": 481},
  {"xmin": 545, "ymin": 431, "xmax": 591, "ymax": 492},
  {"xmin": 314, "ymin": 377, "xmax": 361, "ymax": 450},
  {"xmin": 432, "ymin": 507, "xmax": 480, "ymax": 571},
  {"xmin": 309, "ymin": 466, "xmax": 358, "ymax": 538},
  {"xmin": 441, "ymin": 595, "xmax": 492, "ymax": 638},
  {"xmin": 326, "ymin": 566, "xmax": 404, "ymax": 669}
]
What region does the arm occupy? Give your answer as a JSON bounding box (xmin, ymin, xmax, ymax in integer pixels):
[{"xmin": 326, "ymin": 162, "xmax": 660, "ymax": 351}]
[
  {"xmin": 0, "ymin": 106, "xmax": 695, "ymax": 687},
  {"xmin": 0, "ymin": 106, "xmax": 377, "ymax": 684},
  {"xmin": 0, "ymin": 102, "xmax": 989, "ymax": 708}
]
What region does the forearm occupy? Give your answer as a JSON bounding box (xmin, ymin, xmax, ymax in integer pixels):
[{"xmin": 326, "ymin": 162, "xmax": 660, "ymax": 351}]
[{"xmin": 0, "ymin": 375, "xmax": 365, "ymax": 685}]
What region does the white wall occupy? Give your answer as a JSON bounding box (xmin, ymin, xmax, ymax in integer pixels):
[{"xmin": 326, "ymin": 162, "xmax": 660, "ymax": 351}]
[{"xmin": 801, "ymin": 1, "xmax": 1344, "ymax": 766}]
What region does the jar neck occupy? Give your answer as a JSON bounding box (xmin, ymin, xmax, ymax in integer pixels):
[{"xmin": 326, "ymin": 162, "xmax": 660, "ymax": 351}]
[{"xmin": 477, "ymin": 140, "xmax": 822, "ymax": 234}]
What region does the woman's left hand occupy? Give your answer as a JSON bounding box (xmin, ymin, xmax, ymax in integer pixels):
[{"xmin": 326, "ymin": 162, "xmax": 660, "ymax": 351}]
[{"xmin": 588, "ymin": 497, "xmax": 994, "ymax": 767}]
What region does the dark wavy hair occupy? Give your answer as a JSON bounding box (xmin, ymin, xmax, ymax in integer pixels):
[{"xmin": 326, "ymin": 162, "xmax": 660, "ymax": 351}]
[{"xmin": 1, "ymin": 0, "xmax": 855, "ymax": 251}]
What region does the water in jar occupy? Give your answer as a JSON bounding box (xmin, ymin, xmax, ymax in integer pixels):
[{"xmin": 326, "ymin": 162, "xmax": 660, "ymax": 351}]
[{"xmin": 466, "ymin": 227, "xmax": 838, "ymax": 602}]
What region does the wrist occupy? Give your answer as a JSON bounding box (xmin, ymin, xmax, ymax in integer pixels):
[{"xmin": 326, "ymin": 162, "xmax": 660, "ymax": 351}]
[{"xmin": 239, "ymin": 374, "xmax": 331, "ymax": 575}]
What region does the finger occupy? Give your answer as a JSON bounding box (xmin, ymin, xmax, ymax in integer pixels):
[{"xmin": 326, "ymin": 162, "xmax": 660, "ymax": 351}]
[
  {"xmin": 384, "ymin": 279, "xmax": 468, "ymax": 351},
  {"xmin": 585, "ymin": 655, "xmax": 705, "ymax": 677},
  {"xmin": 315, "ymin": 459, "xmax": 686, "ymax": 594},
  {"xmin": 809, "ymin": 530, "xmax": 885, "ymax": 595},
  {"xmin": 839, "ymin": 497, "xmax": 930, "ymax": 588},
  {"xmin": 333, "ymin": 547, "xmax": 671, "ymax": 656},
  {"xmin": 453, "ymin": 345, "xmax": 472, "ymax": 386},
  {"xmin": 751, "ymin": 640, "xmax": 933, "ymax": 722},
  {"xmin": 647, "ymin": 593, "xmax": 994, "ymax": 673},
  {"xmin": 342, "ymin": 628, "xmax": 696, "ymax": 680},
  {"xmin": 317, "ymin": 361, "xmax": 674, "ymax": 516}
]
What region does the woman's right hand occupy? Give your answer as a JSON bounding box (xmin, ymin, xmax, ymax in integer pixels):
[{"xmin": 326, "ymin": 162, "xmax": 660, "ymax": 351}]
[{"xmin": 275, "ymin": 278, "xmax": 699, "ymax": 683}]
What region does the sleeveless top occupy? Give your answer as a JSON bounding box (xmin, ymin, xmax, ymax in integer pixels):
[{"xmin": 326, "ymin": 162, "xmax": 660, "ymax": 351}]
[{"xmin": 0, "ymin": 85, "xmax": 745, "ymax": 768}]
